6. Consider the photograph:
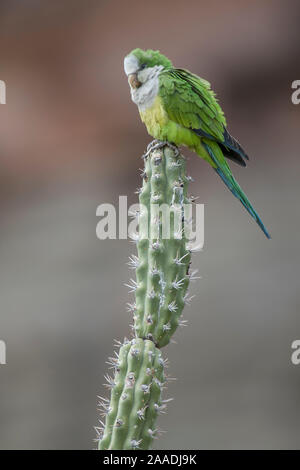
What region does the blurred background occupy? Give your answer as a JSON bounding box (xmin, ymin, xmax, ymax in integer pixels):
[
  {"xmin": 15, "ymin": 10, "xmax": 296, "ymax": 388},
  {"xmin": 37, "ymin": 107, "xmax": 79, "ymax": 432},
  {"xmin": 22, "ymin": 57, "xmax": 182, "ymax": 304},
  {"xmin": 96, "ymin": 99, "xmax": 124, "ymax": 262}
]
[{"xmin": 0, "ymin": 0, "xmax": 299, "ymax": 449}]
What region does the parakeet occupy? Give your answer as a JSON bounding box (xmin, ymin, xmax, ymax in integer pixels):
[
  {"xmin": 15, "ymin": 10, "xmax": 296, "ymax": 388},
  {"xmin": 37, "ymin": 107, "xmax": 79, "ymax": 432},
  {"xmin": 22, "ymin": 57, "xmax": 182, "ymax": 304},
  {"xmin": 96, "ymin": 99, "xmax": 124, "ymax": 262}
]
[{"xmin": 124, "ymin": 48, "xmax": 270, "ymax": 239}]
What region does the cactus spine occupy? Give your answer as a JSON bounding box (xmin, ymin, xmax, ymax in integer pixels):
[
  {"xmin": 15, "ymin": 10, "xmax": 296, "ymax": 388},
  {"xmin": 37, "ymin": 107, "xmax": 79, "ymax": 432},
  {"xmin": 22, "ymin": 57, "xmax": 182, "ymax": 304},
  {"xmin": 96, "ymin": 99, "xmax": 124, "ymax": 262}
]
[{"xmin": 97, "ymin": 143, "xmax": 193, "ymax": 450}]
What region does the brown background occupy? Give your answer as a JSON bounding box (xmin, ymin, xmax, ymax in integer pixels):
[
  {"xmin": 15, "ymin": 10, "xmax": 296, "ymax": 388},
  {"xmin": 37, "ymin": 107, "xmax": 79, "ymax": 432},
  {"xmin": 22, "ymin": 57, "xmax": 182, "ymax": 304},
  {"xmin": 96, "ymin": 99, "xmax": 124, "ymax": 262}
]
[{"xmin": 0, "ymin": 0, "xmax": 299, "ymax": 449}]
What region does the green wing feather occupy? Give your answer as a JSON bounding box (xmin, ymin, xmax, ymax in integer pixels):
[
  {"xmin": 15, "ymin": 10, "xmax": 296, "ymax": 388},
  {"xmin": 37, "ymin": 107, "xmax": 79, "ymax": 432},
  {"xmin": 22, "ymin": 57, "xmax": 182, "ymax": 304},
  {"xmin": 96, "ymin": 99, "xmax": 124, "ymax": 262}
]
[
  {"xmin": 158, "ymin": 69, "xmax": 270, "ymax": 239},
  {"xmin": 159, "ymin": 69, "xmax": 248, "ymax": 166},
  {"xmin": 159, "ymin": 68, "xmax": 226, "ymax": 143}
]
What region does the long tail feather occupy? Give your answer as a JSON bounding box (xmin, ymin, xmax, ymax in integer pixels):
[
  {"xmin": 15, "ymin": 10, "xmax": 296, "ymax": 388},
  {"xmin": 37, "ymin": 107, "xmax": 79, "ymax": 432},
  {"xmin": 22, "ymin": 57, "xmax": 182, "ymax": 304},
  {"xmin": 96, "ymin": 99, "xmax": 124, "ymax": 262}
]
[
  {"xmin": 214, "ymin": 166, "xmax": 271, "ymax": 239},
  {"xmin": 203, "ymin": 141, "xmax": 271, "ymax": 239}
]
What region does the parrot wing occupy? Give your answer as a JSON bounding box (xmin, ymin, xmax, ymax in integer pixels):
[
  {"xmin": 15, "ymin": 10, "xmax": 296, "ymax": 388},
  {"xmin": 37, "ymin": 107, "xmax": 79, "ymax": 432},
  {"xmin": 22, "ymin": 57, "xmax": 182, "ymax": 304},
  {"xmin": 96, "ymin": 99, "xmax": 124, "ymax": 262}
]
[
  {"xmin": 159, "ymin": 68, "xmax": 248, "ymax": 166},
  {"xmin": 159, "ymin": 69, "xmax": 270, "ymax": 238}
]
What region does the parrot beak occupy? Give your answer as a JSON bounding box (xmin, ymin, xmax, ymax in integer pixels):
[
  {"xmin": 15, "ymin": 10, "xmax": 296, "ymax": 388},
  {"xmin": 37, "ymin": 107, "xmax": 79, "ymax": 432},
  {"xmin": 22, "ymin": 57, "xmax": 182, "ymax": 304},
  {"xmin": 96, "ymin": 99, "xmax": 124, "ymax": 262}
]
[{"xmin": 128, "ymin": 73, "xmax": 141, "ymax": 89}]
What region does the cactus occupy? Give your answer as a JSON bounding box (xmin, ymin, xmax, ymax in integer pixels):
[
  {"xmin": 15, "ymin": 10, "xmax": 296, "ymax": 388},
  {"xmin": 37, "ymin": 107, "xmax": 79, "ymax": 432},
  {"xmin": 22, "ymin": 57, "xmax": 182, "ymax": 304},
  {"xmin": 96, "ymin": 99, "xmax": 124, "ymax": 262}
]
[
  {"xmin": 97, "ymin": 143, "xmax": 194, "ymax": 450},
  {"xmin": 98, "ymin": 338, "xmax": 165, "ymax": 450},
  {"xmin": 135, "ymin": 145, "xmax": 191, "ymax": 348}
]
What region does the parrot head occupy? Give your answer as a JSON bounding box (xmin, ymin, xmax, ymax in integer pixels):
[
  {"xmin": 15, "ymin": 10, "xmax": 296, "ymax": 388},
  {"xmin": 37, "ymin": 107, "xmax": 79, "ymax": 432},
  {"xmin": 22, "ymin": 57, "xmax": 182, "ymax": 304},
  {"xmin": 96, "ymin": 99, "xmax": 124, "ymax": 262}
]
[{"xmin": 124, "ymin": 48, "xmax": 172, "ymax": 89}]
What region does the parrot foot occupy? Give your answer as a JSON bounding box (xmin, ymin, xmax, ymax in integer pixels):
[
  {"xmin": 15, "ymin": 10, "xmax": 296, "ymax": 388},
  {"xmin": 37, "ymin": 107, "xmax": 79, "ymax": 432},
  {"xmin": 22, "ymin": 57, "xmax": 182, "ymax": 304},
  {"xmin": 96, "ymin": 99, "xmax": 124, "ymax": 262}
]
[
  {"xmin": 146, "ymin": 139, "xmax": 160, "ymax": 152},
  {"xmin": 142, "ymin": 140, "xmax": 180, "ymax": 159}
]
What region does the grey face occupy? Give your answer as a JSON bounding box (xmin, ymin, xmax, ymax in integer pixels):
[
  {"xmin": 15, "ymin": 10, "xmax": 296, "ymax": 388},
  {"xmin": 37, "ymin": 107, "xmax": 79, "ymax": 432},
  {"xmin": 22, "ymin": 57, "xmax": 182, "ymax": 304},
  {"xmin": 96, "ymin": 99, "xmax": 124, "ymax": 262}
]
[
  {"xmin": 124, "ymin": 55, "xmax": 142, "ymax": 90},
  {"xmin": 124, "ymin": 55, "xmax": 140, "ymax": 76},
  {"xmin": 124, "ymin": 54, "xmax": 164, "ymax": 111}
]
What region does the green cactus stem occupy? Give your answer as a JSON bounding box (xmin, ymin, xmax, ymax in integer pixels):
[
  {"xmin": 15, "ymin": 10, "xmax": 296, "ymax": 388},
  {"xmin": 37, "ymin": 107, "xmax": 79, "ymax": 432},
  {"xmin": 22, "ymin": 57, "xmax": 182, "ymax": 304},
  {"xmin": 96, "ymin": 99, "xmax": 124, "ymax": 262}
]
[
  {"xmin": 98, "ymin": 338, "xmax": 165, "ymax": 450},
  {"xmin": 97, "ymin": 142, "xmax": 194, "ymax": 450},
  {"xmin": 135, "ymin": 146, "xmax": 191, "ymax": 348}
]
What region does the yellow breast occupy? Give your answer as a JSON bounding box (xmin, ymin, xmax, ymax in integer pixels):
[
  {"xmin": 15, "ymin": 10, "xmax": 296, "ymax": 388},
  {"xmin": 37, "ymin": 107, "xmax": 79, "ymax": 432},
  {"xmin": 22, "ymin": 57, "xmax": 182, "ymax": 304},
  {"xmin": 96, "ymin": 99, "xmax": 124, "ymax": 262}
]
[{"xmin": 139, "ymin": 95, "xmax": 169, "ymax": 139}]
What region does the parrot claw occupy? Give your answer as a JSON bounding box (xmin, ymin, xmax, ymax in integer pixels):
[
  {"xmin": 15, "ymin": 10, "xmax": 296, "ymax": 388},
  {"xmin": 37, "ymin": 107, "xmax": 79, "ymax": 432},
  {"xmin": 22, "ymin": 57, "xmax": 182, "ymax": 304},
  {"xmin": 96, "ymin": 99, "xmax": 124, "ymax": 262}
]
[
  {"xmin": 142, "ymin": 140, "xmax": 180, "ymax": 159},
  {"xmin": 147, "ymin": 139, "xmax": 161, "ymax": 152}
]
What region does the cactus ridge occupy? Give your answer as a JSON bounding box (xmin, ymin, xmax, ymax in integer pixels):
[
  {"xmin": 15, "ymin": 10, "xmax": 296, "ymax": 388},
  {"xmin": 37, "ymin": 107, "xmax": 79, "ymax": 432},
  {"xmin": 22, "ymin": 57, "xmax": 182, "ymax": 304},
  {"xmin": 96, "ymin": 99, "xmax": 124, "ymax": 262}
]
[{"xmin": 98, "ymin": 144, "xmax": 195, "ymax": 450}]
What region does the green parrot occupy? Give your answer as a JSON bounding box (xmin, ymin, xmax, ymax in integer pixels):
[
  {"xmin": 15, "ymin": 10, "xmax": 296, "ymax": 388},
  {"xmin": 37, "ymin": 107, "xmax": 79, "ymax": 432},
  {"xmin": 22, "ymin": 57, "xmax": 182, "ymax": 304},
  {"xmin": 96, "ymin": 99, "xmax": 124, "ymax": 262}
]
[{"xmin": 124, "ymin": 48, "xmax": 270, "ymax": 239}]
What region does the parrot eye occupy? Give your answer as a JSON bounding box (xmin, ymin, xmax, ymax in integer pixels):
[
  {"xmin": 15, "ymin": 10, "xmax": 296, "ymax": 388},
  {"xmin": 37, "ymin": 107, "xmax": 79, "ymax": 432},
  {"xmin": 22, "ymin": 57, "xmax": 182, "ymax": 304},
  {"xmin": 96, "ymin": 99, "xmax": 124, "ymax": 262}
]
[{"xmin": 140, "ymin": 63, "xmax": 146, "ymax": 70}]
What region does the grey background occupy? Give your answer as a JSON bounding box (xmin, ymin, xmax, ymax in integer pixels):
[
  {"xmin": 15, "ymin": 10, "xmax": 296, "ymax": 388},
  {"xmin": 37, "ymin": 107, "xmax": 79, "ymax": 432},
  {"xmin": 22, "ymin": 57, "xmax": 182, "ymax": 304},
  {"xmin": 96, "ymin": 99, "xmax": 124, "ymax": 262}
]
[{"xmin": 0, "ymin": 0, "xmax": 299, "ymax": 449}]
